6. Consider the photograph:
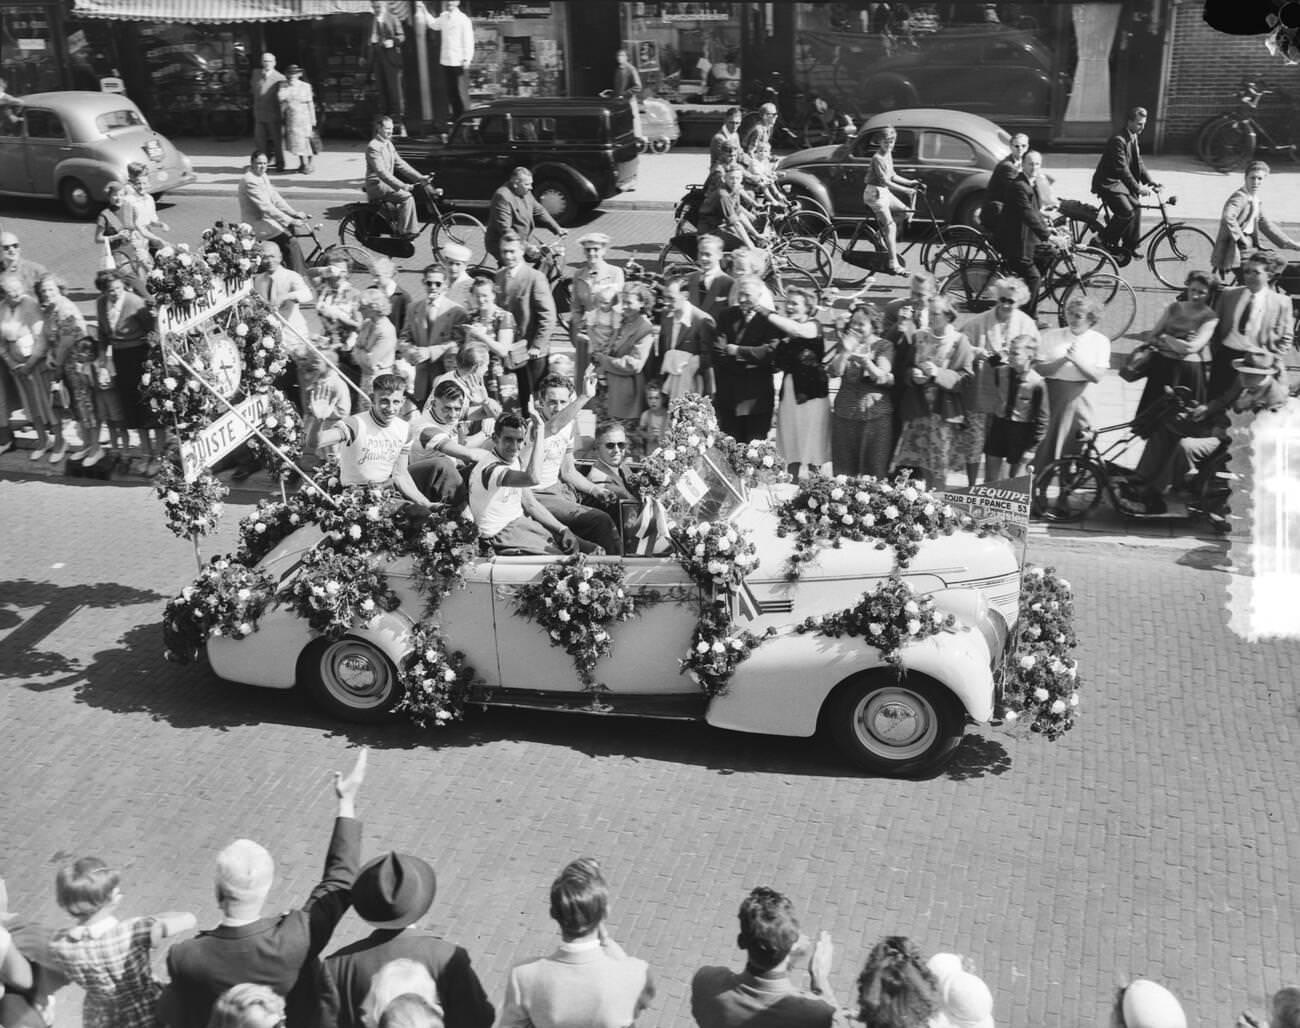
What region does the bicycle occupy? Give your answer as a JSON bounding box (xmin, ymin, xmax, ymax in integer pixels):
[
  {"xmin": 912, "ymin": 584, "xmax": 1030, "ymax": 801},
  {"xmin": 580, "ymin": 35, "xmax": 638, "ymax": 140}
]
[
  {"xmin": 656, "ymin": 230, "xmax": 823, "ymax": 302},
  {"xmin": 1032, "ymin": 387, "xmax": 1230, "ymax": 532},
  {"xmin": 337, "ymin": 175, "xmax": 487, "ymax": 266},
  {"xmin": 1059, "ymin": 188, "xmax": 1215, "ymax": 290},
  {"xmin": 524, "ymin": 237, "xmax": 575, "ymax": 332},
  {"xmin": 839, "ymin": 185, "xmax": 990, "ymax": 283},
  {"xmin": 294, "ymin": 221, "xmax": 374, "ymax": 277},
  {"xmin": 1197, "ymin": 80, "xmax": 1299, "ymax": 173}
]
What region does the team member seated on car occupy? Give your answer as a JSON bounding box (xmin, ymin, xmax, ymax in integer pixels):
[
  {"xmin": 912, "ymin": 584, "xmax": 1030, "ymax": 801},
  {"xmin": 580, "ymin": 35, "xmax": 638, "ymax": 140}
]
[
  {"xmin": 365, "ymin": 115, "xmax": 424, "ymax": 239},
  {"xmin": 468, "ymin": 411, "xmax": 593, "ymax": 555},
  {"xmin": 408, "ymin": 378, "xmax": 494, "ymax": 505},
  {"xmin": 306, "ymin": 372, "xmax": 433, "ymax": 508}
]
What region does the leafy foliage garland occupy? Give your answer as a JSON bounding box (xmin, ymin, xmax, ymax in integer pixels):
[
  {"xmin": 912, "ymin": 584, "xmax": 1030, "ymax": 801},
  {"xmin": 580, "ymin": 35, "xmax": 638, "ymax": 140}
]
[
  {"xmin": 514, "ymin": 555, "xmax": 640, "ymax": 700},
  {"xmin": 155, "ymin": 458, "xmax": 227, "ymax": 541},
  {"xmin": 283, "ymin": 545, "xmax": 401, "ymax": 639},
  {"xmin": 245, "ymin": 390, "xmax": 303, "ymax": 480},
  {"xmin": 795, "ymin": 575, "xmax": 957, "ymax": 666},
  {"xmin": 999, "ymin": 566, "xmax": 1080, "ymax": 739},
  {"xmin": 146, "ymin": 243, "xmax": 214, "ymax": 309},
  {"xmin": 670, "ymin": 519, "xmax": 760, "ymax": 592},
  {"xmin": 408, "ymin": 514, "xmax": 480, "ymax": 617},
  {"xmin": 681, "ymin": 597, "xmax": 776, "ymax": 697},
  {"xmin": 163, "ymin": 556, "xmax": 277, "ymax": 664},
  {"xmin": 201, "ymin": 221, "xmax": 261, "ymax": 285},
  {"xmin": 228, "ymin": 303, "xmax": 290, "ymax": 389},
  {"xmin": 139, "ymin": 336, "xmax": 220, "ymax": 435},
  {"xmin": 394, "ymin": 623, "xmax": 478, "ymax": 727}
]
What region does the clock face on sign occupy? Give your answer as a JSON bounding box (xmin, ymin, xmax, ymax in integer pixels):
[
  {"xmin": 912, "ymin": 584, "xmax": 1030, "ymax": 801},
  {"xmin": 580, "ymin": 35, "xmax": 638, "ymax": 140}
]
[{"xmin": 208, "ymin": 333, "xmax": 243, "ymax": 399}]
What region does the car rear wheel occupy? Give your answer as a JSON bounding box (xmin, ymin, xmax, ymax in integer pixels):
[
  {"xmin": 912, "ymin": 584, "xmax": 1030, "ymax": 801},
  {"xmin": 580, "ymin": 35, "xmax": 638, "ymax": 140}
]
[
  {"xmin": 954, "ymin": 193, "xmax": 986, "ymax": 230},
  {"xmin": 59, "ymin": 178, "xmax": 97, "ymax": 219},
  {"xmin": 535, "ymin": 178, "xmax": 578, "ymax": 227},
  {"xmin": 825, "ymin": 671, "xmax": 966, "ymax": 775},
  {"xmin": 298, "ymin": 636, "xmax": 402, "ymax": 723}
]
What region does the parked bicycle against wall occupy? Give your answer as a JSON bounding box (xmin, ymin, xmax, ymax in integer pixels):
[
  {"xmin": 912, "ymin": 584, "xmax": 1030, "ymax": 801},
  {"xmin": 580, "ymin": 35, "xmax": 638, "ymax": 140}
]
[{"xmin": 1196, "ymin": 80, "xmax": 1299, "ymax": 173}]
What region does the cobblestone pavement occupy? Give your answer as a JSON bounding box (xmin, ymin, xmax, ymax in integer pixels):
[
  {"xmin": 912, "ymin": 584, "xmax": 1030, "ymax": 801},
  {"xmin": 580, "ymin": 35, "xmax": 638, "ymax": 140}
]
[{"xmin": 2, "ymin": 476, "xmax": 1300, "ymax": 1028}]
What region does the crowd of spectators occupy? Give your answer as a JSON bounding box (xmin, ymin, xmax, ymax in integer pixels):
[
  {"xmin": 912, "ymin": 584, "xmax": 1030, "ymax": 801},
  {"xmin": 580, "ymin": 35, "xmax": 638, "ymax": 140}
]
[{"xmin": 6, "ymin": 748, "xmax": 1281, "ymax": 1028}]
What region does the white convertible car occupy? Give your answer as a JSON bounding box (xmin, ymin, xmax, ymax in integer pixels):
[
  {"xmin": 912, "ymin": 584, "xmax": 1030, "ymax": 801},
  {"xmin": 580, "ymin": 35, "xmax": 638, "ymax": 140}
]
[{"xmin": 208, "ymin": 480, "xmax": 1021, "ymax": 776}]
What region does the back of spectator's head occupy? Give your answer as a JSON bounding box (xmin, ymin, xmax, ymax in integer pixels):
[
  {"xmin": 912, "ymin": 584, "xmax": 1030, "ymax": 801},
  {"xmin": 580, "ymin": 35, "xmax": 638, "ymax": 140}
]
[
  {"xmin": 353, "ymin": 853, "xmax": 438, "ymax": 929},
  {"xmin": 856, "ymin": 936, "xmax": 941, "ymax": 1028},
  {"xmin": 214, "ymin": 839, "xmax": 274, "ymax": 915},
  {"xmin": 207, "ymin": 984, "xmax": 285, "ymax": 1028},
  {"xmin": 1273, "ymin": 988, "xmax": 1300, "ymax": 1028},
  {"xmin": 1119, "ymin": 979, "xmax": 1187, "ymax": 1028},
  {"xmin": 378, "ymin": 995, "xmax": 444, "ymax": 1028},
  {"xmin": 371, "ymin": 372, "xmax": 407, "ymax": 398},
  {"xmin": 736, "ymin": 886, "xmax": 800, "ymax": 972},
  {"xmin": 456, "ymin": 344, "xmax": 488, "ymax": 373},
  {"xmin": 549, "ymin": 856, "xmax": 607, "ymax": 940},
  {"xmin": 55, "ymin": 857, "xmax": 121, "ymax": 919},
  {"xmin": 361, "ymin": 960, "xmax": 441, "ymax": 1028}
]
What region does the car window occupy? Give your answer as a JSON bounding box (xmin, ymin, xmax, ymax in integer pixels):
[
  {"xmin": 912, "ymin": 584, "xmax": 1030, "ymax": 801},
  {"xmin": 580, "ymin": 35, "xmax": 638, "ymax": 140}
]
[
  {"xmin": 551, "ymin": 115, "xmax": 603, "ymax": 142},
  {"xmin": 919, "ymin": 131, "xmax": 976, "ymax": 165},
  {"xmin": 853, "ymin": 129, "xmax": 916, "ymax": 161},
  {"xmin": 512, "ymin": 116, "xmax": 541, "ymax": 141},
  {"xmin": 480, "ymin": 115, "xmax": 508, "ymax": 144},
  {"xmin": 985, "ymin": 40, "xmax": 1035, "ymax": 65},
  {"xmin": 450, "ymin": 115, "xmax": 508, "ymax": 145},
  {"xmin": 23, "ymin": 109, "xmax": 65, "ymax": 141},
  {"xmin": 96, "ymin": 108, "xmax": 146, "ymax": 133}
]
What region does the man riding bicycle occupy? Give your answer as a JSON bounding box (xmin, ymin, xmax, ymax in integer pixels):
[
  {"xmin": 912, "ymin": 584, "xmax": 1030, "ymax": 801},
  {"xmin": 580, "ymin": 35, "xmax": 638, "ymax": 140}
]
[
  {"xmin": 364, "ymin": 114, "xmax": 423, "ymax": 238},
  {"xmin": 485, "ymin": 166, "xmax": 567, "ymax": 265}
]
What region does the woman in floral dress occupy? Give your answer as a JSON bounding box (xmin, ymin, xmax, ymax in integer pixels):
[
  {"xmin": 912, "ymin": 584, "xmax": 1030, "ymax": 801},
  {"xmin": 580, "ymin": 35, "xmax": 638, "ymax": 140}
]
[{"xmin": 279, "ymin": 66, "xmax": 317, "ymax": 174}]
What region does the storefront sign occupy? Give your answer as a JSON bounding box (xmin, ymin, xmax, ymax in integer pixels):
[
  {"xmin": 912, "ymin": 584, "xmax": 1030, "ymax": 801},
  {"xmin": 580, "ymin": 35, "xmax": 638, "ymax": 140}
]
[{"xmin": 180, "ymin": 393, "xmax": 271, "ymax": 482}]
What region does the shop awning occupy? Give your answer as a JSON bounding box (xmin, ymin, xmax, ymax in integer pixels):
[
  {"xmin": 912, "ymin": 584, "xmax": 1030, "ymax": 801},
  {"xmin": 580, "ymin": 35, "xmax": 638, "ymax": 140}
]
[{"xmin": 72, "ymin": 0, "xmax": 314, "ymax": 22}]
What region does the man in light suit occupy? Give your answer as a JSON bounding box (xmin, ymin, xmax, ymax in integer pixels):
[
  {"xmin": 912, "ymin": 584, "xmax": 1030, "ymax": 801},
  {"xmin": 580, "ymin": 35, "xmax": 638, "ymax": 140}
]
[
  {"xmin": 1091, "ymin": 106, "xmax": 1160, "ymax": 259},
  {"xmin": 364, "ymin": 115, "xmax": 423, "ymax": 237},
  {"xmin": 645, "ymin": 277, "xmax": 715, "ymax": 398},
  {"xmin": 681, "ymin": 234, "xmax": 734, "ymax": 320},
  {"xmin": 368, "ymin": 0, "xmax": 406, "ymax": 133},
  {"xmin": 400, "ymin": 263, "xmax": 468, "ymax": 407},
  {"xmin": 485, "ymin": 167, "xmax": 566, "ymax": 265},
  {"xmin": 1211, "ymin": 161, "xmax": 1300, "ymax": 279},
  {"xmin": 418, "ymin": 0, "xmax": 475, "ymax": 130},
  {"xmin": 238, "ymin": 150, "xmax": 310, "ymax": 277},
  {"xmin": 1206, "ymin": 249, "xmax": 1295, "ymax": 400},
  {"xmin": 495, "ymin": 231, "xmax": 556, "ymax": 412}
]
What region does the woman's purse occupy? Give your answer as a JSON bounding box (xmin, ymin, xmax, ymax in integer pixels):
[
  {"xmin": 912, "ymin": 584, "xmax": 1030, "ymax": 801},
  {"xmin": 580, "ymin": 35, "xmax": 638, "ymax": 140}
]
[{"xmin": 1119, "ymin": 343, "xmax": 1155, "ymax": 383}]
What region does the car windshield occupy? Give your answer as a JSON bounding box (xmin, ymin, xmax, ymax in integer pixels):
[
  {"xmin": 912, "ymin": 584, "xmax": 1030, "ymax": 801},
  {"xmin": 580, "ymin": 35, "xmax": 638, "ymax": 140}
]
[
  {"xmin": 96, "ymin": 108, "xmax": 147, "ymax": 133},
  {"xmin": 673, "ymin": 445, "xmax": 748, "ymax": 525}
]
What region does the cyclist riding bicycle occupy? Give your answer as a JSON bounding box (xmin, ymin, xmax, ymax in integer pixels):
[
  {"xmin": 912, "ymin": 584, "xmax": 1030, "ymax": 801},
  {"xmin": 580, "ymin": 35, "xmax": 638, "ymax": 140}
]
[
  {"xmin": 364, "ymin": 114, "xmax": 423, "ymax": 238},
  {"xmin": 698, "ymin": 164, "xmax": 768, "ymax": 251},
  {"xmin": 485, "ymin": 166, "xmax": 567, "ymax": 265}
]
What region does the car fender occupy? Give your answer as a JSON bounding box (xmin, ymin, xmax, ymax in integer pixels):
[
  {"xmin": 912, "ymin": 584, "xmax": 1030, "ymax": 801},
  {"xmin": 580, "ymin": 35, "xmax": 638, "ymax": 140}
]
[
  {"xmin": 531, "ymin": 162, "xmax": 598, "ymax": 204},
  {"xmin": 705, "ymin": 624, "xmax": 995, "ymax": 737},
  {"xmin": 55, "ymin": 158, "xmax": 114, "ymax": 201},
  {"xmin": 773, "ymin": 169, "xmax": 834, "ymax": 217},
  {"xmin": 207, "ymin": 604, "xmax": 312, "ymax": 689},
  {"xmin": 338, "ymin": 610, "xmax": 417, "ymax": 673}
]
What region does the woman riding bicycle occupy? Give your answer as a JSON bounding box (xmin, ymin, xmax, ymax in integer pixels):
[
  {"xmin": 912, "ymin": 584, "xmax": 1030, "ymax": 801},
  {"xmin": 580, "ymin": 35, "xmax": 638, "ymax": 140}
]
[{"xmin": 862, "ymin": 125, "xmax": 924, "ymax": 276}]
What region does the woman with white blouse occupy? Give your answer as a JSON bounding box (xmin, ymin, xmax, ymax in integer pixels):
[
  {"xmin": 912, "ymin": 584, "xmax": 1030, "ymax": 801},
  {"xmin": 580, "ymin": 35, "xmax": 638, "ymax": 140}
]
[{"xmin": 1033, "ymin": 294, "xmax": 1109, "ymax": 471}]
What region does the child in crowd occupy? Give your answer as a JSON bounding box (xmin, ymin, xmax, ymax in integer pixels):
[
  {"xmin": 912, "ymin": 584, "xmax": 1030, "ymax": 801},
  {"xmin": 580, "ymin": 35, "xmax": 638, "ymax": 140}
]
[
  {"xmin": 637, "ymin": 377, "xmax": 669, "ymax": 457},
  {"xmin": 49, "ymin": 857, "xmax": 196, "ymax": 1028},
  {"xmin": 982, "ymin": 333, "xmax": 1048, "ymax": 482}
]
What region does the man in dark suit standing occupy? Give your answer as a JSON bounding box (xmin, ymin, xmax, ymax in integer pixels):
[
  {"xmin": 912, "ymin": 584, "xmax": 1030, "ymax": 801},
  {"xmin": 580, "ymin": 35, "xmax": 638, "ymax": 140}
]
[
  {"xmin": 712, "ymin": 277, "xmax": 785, "ymax": 443},
  {"xmin": 161, "ymin": 750, "xmax": 367, "ymax": 1028},
  {"xmin": 982, "ymin": 131, "xmax": 1028, "ymax": 234},
  {"xmin": 400, "ymin": 264, "xmax": 468, "ymax": 407},
  {"xmin": 997, "ymin": 150, "xmax": 1053, "ymax": 317},
  {"xmin": 1091, "ymin": 106, "xmax": 1160, "ymax": 259},
  {"xmin": 495, "ymin": 231, "xmax": 557, "ymax": 412},
  {"xmin": 318, "ymin": 852, "xmax": 494, "ymax": 1028},
  {"xmin": 485, "ymin": 167, "xmax": 566, "ymax": 264},
  {"xmin": 369, "ymin": 0, "xmax": 406, "ymax": 134}
]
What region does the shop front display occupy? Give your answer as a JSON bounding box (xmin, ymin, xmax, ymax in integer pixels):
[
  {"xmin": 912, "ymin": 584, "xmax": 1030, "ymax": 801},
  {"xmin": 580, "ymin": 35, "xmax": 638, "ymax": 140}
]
[
  {"xmin": 464, "ymin": 1, "xmax": 569, "ymax": 103},
  {"xmin": 137, "ymin": 24, "xmax": 254, "ymax": 139},
  {"xmin": 298, "ymin": 15, "xmax": 375, "ymax": 139},
  {"xmin": 2, "ymin": 4, "xmax": 65, "ymax": 95}
]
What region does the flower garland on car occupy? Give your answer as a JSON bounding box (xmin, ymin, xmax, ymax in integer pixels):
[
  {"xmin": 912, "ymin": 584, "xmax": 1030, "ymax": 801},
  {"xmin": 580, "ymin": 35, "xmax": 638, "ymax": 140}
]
[
  {"xmin": 139, "ymin": 333, "xmax": 220, "ymax": 435},
  {"xmin": 670, "ymin": 519, "xmax": 759, "ymax": 592},
  {"xmin": 408, "ymin": 511, "xmax": 480, "ymax": 616},
  {"xmin": 795, "ymin": 575, "xmax": 957, "ymax": 666},
  {"xmin": 155, "ymin": 457, "xmax": 227, "ymax": 541},
  {"xmin": 776, "ymin": 471, "xmax": 966, "ymax": 578},
  {"xmin": 681, "ymin": 597, "xmax": 776, "ymax": 697},
  {"xmin": 393, "ymin": 622, "xmax": 478, "ymax": 727},
  {"xmin": 227, "ymin": 302, "xmax": 290, "ymax": 389},
  {"xmin": 315, "ymin": 483, "xmax": 409, "ymax": 556},
  {"xmin": 201, "ymin": 221, "xmax": 260, "ymax": 286},
  {"xmin": 283, "ymin": 544, "xmax": 401, "ymax": 639},
  {"xmin": 999, "ymin": 566, "xmax": 1080, "ymax": 739},
  {"xmin": 147, "ymin": 243, "xmax": 214, "ymax": 311},
  {"xmin": 513, "ymin": 555, "xmax": 640, "ymax": 701},
  {"xmin": 236, "ymin": 495, "xmax": 311, "ymax": 566},
  {"xmin": 163, "ymin": 556, "xmax": 277, "ymax": 664},
  {"xmin": 245, "ymin": 390, "xmax": 303, "ymax": 480}
]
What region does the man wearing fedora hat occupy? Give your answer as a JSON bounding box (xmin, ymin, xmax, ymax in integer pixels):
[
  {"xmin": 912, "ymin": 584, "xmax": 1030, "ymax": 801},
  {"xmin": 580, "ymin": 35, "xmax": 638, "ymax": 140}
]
[
  {"xmin": 318, "ymin": 852, "xmax": 494, "ymax": 1028},
  {"xmin": 161, "ymin": 749, "xmax": 368, "ymax": 1028}
]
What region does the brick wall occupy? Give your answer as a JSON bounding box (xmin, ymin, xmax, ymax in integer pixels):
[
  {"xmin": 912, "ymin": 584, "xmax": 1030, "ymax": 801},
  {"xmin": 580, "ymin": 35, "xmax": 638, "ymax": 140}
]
[{"xmin": 1161, "ymin": 0, "xmax": 1300, "ymax": 152}]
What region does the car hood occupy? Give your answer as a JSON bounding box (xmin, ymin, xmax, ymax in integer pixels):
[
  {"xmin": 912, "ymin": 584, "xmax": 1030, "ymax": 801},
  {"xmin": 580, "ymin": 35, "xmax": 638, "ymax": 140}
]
[{"xmin": 777, "ymin": 145, "xmax": 841, "ymax": 171}]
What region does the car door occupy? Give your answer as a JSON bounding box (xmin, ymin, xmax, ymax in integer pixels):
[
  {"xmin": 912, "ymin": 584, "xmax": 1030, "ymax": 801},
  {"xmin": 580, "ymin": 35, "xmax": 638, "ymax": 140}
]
[
  {"xmin": 914, "ymin": 129, "xmax": 978, "ymax": 218},
  {"xmin": 0, "ymin": 103, "xmax": 29, "ymax": 194},
  {"xmin": 430, "ymin": 113, "xmax": 515, "ymax": 205},
  {"xmin": 22, "ymin": 107, "xmax": 70, "ymax": 200},
  {"xmin": 489, "ymin": 554, "xmax": 700, "ymax": 695}
]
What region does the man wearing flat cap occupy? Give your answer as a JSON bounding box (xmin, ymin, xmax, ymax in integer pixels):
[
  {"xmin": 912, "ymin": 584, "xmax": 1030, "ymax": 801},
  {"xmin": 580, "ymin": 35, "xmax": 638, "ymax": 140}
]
[
  {"xmin": 569, "ymin": 233, "xmax": 624, "ymax": 384},
  {"xmin": 161, "ymin": 750, "xmax": 368, "ymax": 1028},
  {"xmin": 318, "ymin": 852, "xmax": 494, "ymax": 1028}
]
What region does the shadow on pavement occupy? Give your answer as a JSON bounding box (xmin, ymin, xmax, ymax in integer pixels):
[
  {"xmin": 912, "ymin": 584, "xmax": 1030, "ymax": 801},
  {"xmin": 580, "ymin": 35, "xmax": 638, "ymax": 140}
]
[
  {"xmin": 940, "ymin": 732, "xmax": 1013, "ymax": 780},
  {"xmin": 1175, "ymin": 541, "xmax": 1232, "ymax": 573}
]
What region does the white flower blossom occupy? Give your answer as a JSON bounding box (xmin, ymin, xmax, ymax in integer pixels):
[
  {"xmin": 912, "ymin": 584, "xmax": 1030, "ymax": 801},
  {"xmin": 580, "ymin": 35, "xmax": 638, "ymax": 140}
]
[
  {"xmin": 707, "ymin": 560, "xmax": 726, "ymax": 575},
  {"xmin": 366, "ymin": 506, "xmax": 381, "ymax": 521},
  {"xmin": 903, "ymin": 486, "xmax": 919, "ymax": 502},
  {"xmin": 1004, "ymin": 709, "xmax": 1019, "ymax": 722},
  {"xmin": 717, "ymin": 537, "xmax": 731, "ymax": 551},
  {"xmin": 662, "ymin": 448, "xmax": 677, "ymax": 461},
  {"xmin": 360, "ymin": 598, "xmax": 375, "ymax": 612},
  {"xmin": 325, "ymin": 580, "xmax": 341, "ymax": 594},
  {"xmin": 221, "ymin": 233, "xmax": 236, "ymax": 245},
  {"xmin": 1033, "ymin": 687, "xmax": 1050, "ymax": 701},
  {"xmin": 179, "ymin": 254, "xmax": 193, "ymax": 267},
  {"xmin": 140, "ymin": 373, "xmax": 151, "ymax": 386},
  {"xmin": 883, "ymin": 505, "xmax": 899, "ymax": 520},
  {"xmin": 1069, "ymin": 692, "xmax": 1079, "ymax": 707},
  {"xmin": 907, "ymin": 618, "xmax": 921, "ymax": 635},
  {"xmin": 830, "ymin": 488, "xmax": 844, "ymax": 501},
  {"xmin": 808, "ymin": 498, "xmax": 819, "ymax": 510},
  {"xmin": 166, "ymin": 490, "xmax": 180, "ymax": 503},
  {"xmin": 841, "ymin": 514, "xmax": 854, "ymax": 525},
  {"xmin": 180, "ymin": 285, "xmax": 196, "ymax": 300},
  {"xmin": 711, "ymin": 641, "xmax": 726, "ymax": 653},
  {"xmin": 868, "ymin": 622, "xmax": 884, "ymax": 636},
  {"xmin": 443, "ymin": 668, "xmax": 458, "ymax": 682},
  {"xmin": 694, "ymin": 544, "xmax": 706, "ymax": 557},
  {"xmin": 1020, "ymin": 654, "xmax": 1036, "ymax": 669},
  {"xmin": 696, "ymin": 640, "xmax": 711, "ymax": 654},
  {"xmin": 697, "ymin": 521, "xmax": 712, "ymax": 534},
  {"xmin": 158, "ymin": 246, "xmax": 175, "ymax": 259},
  {"xmin": 181, "ymin": 587, "xmax": 194, "ymax": 601},
  {"xmin": 558, "ymin": 610, "xmax": 571, "ymax": 622},
  {"xmin": 237, "ymin": 588, "xmax": 251, "ymax": 601},
  {"xmin": 904, "ymin": 600, "xmax": 920, "ymax": 615},
  {"xmin": 863, "ymin": 513, "xmax": 875, "ymax": 527},
  {"xmin": 435, "ymin": 709, "xmax": 452, "ymax": 721},
  {"xmin": 163, "ymin": 376, "xmax": 178, "ymax": 391},
  {"xmin": 348, "ymin": 525, "xmax": 362, "ymax": 540},
  {"xmin": 254, "ymin": 523, "xmax": 267, "ymax": 534},
  {"xmin": 794, "ymin": 511, "xmax": 808, "ymax": 524},
  {"xmin": 761, "ymin": 455, "xmax": 774, "ymax": 467},
  {"xmin": 1050, "ymin": 699, "xmax": 1067, "ymax": 715}
]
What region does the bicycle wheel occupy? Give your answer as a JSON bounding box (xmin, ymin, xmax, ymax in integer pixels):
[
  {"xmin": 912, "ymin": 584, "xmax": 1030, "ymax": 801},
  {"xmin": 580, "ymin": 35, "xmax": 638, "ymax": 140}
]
[
  {"xmin": 938, "ymin": 260, "xmax": 1000, "ymax": 316},
  {"xmin": 782, "ymin": 208, "xmax": 838, "ymax": 254},
  {"xmin": 657, "ymin": 239, "xmax": 697, "ymax": 274},
  {"xmin": 919, "ymin": 224, "xmax": 988, "ymax": 272},
  {"xmin": 1042, "ymin": 246, "xmax": 1117, "ymax": 303},
  {"xmin": 434, "ymin": 212, "xmax": 487, "ymax": 267},
  {"xmin": 929, "ymin": 236, "xmax": 998, "ymax": 277},
  {"xmin": 767, "ymin": 261, "xmax": 821, "ymax": 302},
  {"xmin": 837, "ymin": 219, "xmax": 887, "ymax": 286},
  {"xmin": 1147, "ymin": 224, "xmax": 1215, "ymax": 290},
  {"xmin": 339, "ymin": 208, "xmax": 387, "ymax": 249},
  {"xmin": 1059, "ymin": 272, "xmax": 1137, "ymax": 342},
  {"xmin": 315, "ymin": 243, "xmax": 374, "ymax": 276},
  {"xmin": 774, "ymin": 237, "xmax": 834, "ymax": 289},
  {"xmin": 1204, "ymin": 118, "xmax": 1256, "ymax": 173},
  {"xmin": 1033, "ymin": 458, "xmax": 1103, "ymax": 523},
  {"xmin": 1195, "ymin": 114, "xmax": 1234, "ymax": 165}
]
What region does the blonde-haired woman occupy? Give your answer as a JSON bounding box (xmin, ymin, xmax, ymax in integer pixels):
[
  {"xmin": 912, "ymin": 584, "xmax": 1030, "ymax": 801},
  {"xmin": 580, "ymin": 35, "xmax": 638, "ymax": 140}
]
[
  {"xmin": 207, "ymin": 984, "xmax": 284, "ymax": 1028},
  {"xmin": 862, "ymin": 125, "xmax": 923, "ymax": 276},
  {"xmin": 360, "ymin": 959, "xmax": 443, "ymax": 1028},
  {"xmin": 1033, "ymin": 294, "xmax": 1109, "ymax": 471},
  {"xmin": 354, "ymin": 287, "xmax": 397, "ymax": 402}
]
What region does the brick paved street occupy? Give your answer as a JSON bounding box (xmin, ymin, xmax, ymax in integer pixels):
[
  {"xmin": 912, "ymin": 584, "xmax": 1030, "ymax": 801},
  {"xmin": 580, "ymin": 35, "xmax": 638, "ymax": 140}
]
[{"xmin": 3, "ymin": 477, "xmax": 1300, "ymax": 1028}]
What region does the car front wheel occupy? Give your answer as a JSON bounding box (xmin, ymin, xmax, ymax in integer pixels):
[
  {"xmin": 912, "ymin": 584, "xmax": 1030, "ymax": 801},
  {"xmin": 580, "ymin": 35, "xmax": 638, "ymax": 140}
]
[
  {"xmin": 825, "ymin": 671, "xmax": 965, "ymax": 776},
  {"xmin": 535, "ymin": 178, "xmax": 578, "ymax": 227},
  {"xmin": 299, "ymin": 636, "xmax": 402, "ymax": 723},
  {"xmin": 59, "ymin": 177, "xmax": 97, "ymax": 219},
  {"xmin": 954, "ymin": 193, "xmax": 986, "ymax": 229}
]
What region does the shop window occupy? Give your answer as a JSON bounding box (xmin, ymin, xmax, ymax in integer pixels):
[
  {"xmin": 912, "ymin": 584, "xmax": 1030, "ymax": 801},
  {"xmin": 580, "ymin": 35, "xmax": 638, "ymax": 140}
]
[
  {"xmin": 622, "ymin": 2, "xmax": 741, "ymax": 103},
  {"xmin": 23, "ymin": 109, "xmax": 65, "ymax": 141},
  {"xmin": 920, "ymin": 132, "xmax": 976, "ymax": 165}
]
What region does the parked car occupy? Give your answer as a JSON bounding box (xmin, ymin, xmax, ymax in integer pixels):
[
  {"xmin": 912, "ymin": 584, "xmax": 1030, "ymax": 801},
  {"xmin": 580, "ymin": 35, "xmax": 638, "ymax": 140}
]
[
  {"xmin": 207, "ymin": 480, "xmax": 1022, "ymax": 777},
  {"xmin": 397, "ymin": 96, "xmax": 640, "ymax": 227},
  {"xmin": 835, "ymin": 26, "xmax": 1057, "ymax": 129},
  {"xmin": 0, "ymin": 91, "xmax": 196, "ymax": 218},
  {"xmin": 775, "ymin": 108, "xmax": 1011, "ymax": 228}
]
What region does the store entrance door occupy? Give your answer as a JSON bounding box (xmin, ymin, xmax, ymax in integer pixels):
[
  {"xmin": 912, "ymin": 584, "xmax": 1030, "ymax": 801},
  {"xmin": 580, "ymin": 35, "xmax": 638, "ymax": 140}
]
[{"xmin": 571, "ymin": 2, "xmax": 620, "ymax": 97}]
